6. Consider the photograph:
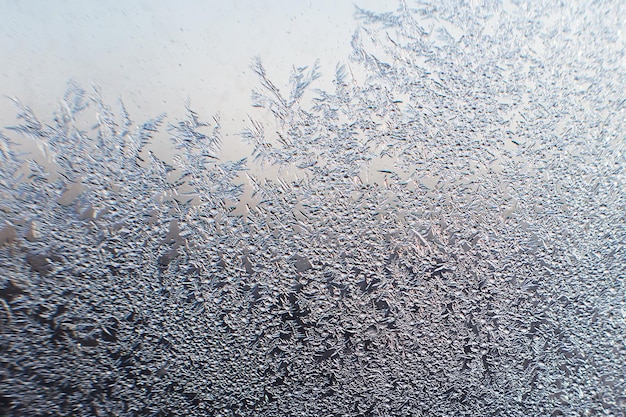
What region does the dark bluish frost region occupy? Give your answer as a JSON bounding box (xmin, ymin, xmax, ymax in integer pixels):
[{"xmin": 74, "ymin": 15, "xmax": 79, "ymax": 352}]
[{"xmin": 1, "ymin": 1, "xmax": 625, "ymax": 416}]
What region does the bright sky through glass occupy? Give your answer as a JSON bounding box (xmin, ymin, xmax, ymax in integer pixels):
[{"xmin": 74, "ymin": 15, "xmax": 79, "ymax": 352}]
[{"xmin": 0, "ymin": 0, "xmax": 392, "ymax": 150}]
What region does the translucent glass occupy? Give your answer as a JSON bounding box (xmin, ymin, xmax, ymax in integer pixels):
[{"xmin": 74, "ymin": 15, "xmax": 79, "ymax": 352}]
[{"xmin": 1, "ymin": 1, "xmax": 624, "ymax": 416}]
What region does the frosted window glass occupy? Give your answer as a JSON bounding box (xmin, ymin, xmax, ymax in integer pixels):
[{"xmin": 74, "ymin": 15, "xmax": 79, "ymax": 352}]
[{"xmin": 1, "ymin": 1, "xmax": 624, "ymax": 415}]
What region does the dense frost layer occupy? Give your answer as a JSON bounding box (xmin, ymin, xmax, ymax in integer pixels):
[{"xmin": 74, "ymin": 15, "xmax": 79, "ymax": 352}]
[{"xmin": 1, "ymin": 1, "xmax": 625, "ymax": 416}]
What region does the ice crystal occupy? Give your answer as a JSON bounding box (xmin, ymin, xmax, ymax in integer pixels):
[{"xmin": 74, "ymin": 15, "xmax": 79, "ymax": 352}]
[{"xmin": 1, "ymin": 1, "xmax": 625, "ymax": 416}]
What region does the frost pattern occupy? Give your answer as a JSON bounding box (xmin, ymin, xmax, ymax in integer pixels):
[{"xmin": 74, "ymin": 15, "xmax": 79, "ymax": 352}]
[{"xmin": 1, "ymin": 1, "xmax": 625, "ymax": 416}]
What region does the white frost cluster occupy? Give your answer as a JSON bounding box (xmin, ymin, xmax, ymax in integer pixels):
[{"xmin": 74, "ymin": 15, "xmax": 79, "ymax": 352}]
[{"xmin": 1, "ymin": 0, "xmax": 625, "ymax": 416}]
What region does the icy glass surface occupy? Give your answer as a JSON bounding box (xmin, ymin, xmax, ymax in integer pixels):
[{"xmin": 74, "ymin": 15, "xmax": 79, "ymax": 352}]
[{"xmin": 1, "ymin": 1, "xmax": 625, "ymax": 416}]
